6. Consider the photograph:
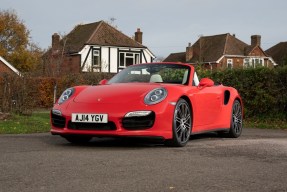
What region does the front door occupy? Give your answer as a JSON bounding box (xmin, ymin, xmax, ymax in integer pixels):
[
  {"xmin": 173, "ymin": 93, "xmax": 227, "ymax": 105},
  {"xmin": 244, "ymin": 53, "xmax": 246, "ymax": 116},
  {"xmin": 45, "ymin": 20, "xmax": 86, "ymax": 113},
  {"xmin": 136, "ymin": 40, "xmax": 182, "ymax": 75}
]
[{"xmin": 191, "ymin": 86, "xmax": 222, "ymax": 130}]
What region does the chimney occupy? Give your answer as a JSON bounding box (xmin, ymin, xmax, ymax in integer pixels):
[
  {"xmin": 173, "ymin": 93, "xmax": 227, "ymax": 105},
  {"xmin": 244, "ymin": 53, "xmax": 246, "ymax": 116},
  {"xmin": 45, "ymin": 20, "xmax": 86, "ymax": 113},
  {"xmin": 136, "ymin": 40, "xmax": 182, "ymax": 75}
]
[
  {"xmin": 135, "ymin": 28, "xmax": 143, "ymax": 44},
  {"xmin": 251, "ymin": 35, "xmax": 261, "ymax": 47},
  {"xmin": 52, "ymin": 33, "xmax": 60, "ymax": 50},
  {"xmin": 186, "ymin": 42, "xmax": 193, "ymax": 62}
]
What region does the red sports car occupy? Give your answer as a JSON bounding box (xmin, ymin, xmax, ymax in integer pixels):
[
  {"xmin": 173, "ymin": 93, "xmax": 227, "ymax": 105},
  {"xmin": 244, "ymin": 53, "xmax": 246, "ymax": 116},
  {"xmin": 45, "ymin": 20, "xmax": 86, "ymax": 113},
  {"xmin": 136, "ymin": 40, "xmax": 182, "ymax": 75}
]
[{"xmin": 51, "ymin": 62, "xmax": 243, "ymax": 147}]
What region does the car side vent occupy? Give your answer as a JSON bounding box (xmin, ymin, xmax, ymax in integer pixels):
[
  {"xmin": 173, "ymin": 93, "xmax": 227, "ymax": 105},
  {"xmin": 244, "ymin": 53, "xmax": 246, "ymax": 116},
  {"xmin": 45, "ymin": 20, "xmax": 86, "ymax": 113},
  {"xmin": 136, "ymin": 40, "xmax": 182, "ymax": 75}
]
[{"xmin": 224, "ymin": 90, "xmax": 230, "ymax": 105}]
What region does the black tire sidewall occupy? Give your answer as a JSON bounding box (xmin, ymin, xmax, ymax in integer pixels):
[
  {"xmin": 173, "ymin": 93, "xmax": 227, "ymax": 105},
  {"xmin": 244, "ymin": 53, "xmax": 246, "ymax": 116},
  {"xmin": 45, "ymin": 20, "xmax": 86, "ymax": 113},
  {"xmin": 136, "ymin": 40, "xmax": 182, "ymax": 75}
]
[
  {"xmin": 169, "ymin": 99, "xmax": 192, "ymax": 147},
  {"xmin": 229, "ymin": 100, "xmax": 242, "ymax": 138}
]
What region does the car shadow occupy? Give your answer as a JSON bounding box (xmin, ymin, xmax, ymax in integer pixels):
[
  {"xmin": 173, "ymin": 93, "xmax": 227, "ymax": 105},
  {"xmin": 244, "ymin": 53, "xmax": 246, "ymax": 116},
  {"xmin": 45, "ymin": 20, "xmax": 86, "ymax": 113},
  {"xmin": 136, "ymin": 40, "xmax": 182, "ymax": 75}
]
[
  {"xmin": 56, "ymin": 137, "xmax": 166, "ymax": 148},
  {"xmin": 189, "ymin": 132, "xmax": 222, "ymax": 141},
  {"xmin": 50, "ymin": 132, "xmax": 224, "ymax": 148}
]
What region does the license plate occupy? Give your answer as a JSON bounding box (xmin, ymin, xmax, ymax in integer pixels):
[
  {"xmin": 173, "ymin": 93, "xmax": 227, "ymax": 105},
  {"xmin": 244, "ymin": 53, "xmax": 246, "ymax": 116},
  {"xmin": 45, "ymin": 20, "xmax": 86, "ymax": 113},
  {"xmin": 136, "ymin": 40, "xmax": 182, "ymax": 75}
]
[{"xmin": 71, "ymin": 113, "xmax": 108, "ymax": 123}]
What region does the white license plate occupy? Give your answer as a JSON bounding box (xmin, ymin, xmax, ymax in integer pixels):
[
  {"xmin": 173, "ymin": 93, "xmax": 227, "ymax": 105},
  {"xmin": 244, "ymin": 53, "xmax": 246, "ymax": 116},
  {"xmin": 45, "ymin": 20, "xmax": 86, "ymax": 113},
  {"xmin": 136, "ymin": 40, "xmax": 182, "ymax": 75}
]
[{"xmin": 71, "ymin": 113, "xmax": 108, "ymax": 123}]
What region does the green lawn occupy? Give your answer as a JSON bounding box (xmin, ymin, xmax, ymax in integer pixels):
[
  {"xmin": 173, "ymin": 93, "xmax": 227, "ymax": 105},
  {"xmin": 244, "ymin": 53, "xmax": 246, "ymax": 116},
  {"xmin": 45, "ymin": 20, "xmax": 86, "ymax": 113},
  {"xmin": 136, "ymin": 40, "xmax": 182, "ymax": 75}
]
[{"xmin": 0, "ymin": 112, "xmax": 51, "ymax": 134}]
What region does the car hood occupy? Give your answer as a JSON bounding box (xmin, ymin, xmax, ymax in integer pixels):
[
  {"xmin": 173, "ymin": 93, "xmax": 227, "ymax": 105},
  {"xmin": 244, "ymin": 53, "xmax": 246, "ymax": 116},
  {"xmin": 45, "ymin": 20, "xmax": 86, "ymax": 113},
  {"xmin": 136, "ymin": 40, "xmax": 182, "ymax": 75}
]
[{"xmin": 73, "ymin": 83, "xmax": 162, "ymax": 104}]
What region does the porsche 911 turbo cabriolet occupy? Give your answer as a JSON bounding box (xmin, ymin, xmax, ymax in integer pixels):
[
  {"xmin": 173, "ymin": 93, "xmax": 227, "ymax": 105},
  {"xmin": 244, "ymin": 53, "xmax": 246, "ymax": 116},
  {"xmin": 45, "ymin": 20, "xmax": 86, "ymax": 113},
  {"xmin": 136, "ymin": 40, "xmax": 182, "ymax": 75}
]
[{"xmin": 51, "ymin": 62, "xmax": 243, "ymax": 147}]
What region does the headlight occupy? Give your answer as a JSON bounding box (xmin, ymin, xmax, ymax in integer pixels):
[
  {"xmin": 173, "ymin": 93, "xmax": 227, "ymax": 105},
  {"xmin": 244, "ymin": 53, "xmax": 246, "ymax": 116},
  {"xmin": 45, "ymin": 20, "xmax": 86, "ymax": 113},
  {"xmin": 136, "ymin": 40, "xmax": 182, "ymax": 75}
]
[
  {"xmin": 58, "ymin": 88, "xmax": 74, "ymax": 104},
  {"xmin": 144, "ymin": 88, "xmax": 167, "ymax": 105}
]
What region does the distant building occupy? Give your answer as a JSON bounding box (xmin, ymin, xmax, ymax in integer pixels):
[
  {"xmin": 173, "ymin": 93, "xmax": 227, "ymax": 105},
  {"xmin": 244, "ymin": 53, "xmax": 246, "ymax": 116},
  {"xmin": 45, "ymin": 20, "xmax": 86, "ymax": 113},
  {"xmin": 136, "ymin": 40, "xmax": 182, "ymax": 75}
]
[
  {"xmin": 164, "ymin": 33, "xmax": 277, "ymax": 70},
  {"xmin": 265, "ymin": 42, "xmax": 287, "ymax": 66},
  {"xmin": 43, "ymin": 20, "xmax": 155, "ymax": 76}
]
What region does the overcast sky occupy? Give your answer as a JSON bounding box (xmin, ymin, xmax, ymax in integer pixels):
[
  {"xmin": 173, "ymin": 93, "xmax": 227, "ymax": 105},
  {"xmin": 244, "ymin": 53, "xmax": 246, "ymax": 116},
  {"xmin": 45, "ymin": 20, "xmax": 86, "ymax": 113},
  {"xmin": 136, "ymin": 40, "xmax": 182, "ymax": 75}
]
[{"xmin": 1, "ymin": 0, "xmax": 287, "ymax": 58}]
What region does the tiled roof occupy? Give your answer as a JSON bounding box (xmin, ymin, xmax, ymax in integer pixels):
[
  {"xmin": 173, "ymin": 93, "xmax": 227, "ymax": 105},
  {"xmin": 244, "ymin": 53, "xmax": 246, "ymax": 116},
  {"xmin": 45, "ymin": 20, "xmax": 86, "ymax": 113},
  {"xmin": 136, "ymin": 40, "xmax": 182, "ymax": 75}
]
[
  {"xmin": 189, "ymin": 33, "xmax": 248, "ymax": 63},
  {"xmin": 265, "ymin": 42, "xmax": 287, "ymax": 65},
  {"xmin": 164, "ymin": 33, "xmax": 250, "ymax": 63},
  {"xmin": 224, "ymin": 34, "xmax": 249, "ymax": 55},
  {"xmin": 60, "ymin": 21, "xmax": 146, "ymax": 53},
  {"xmin": 163, "ymin": 52, "xmax": 186, "ymax": 62}
]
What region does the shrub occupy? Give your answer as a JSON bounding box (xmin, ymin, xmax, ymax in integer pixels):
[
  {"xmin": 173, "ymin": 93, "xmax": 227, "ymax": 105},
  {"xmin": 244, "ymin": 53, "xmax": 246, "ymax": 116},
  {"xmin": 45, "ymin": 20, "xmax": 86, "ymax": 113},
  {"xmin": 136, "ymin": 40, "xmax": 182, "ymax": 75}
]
[
  {"xmin": 198, "ymin": 66, "xmax": 287, "ymax": 119},
  {"xmin": 0, "ymin": 72, "xmax": 115, "ymax": 114}
]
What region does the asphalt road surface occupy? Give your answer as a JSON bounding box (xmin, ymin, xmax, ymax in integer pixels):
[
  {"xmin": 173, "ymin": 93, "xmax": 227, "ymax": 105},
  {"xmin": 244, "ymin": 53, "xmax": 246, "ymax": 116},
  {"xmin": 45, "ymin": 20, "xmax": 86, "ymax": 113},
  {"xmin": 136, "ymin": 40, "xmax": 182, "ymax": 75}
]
[{"xmin": 0, "ymin": 128, "xmax": 287, "ymax": 192}]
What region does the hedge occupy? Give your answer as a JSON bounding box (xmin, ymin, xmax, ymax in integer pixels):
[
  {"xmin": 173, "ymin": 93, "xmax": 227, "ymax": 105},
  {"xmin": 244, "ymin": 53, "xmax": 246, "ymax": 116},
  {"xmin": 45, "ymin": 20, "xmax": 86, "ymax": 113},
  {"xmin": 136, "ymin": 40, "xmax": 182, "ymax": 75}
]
[
  {"xmin": 197, "ymin": 66, "xmax": 287, "ymax": 119},
  {"xmin": 0, "ymin": 73, "xmax": 114, "ymax": 114},
  {"xmin": 1, "ymin": 67, "xmax": 286, "ymax": 119}
]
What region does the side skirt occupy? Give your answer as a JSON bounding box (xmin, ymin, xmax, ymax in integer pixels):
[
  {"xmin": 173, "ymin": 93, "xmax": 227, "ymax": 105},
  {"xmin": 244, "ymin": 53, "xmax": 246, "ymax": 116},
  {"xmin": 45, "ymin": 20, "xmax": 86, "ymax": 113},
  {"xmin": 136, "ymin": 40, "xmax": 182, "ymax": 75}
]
[{"xmin": 190, "ymin": 128, "xmax": 229, "ymax": 135}]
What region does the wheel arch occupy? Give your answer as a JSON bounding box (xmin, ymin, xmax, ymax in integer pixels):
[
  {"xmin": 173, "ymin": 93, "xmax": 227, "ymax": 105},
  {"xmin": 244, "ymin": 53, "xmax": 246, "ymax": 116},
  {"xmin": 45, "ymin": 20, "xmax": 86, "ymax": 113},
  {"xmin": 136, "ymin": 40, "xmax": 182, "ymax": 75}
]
[
  {"xmin": 179, "ymin": 95, "xmax": 193, "ymax": 113},
  {"xmin": 234, "ymin": 96, "xmax": 244, "ymax": 118},
  {"xmin": 225, "ymin": 87, "xmax": 243, "ymax": 112}
]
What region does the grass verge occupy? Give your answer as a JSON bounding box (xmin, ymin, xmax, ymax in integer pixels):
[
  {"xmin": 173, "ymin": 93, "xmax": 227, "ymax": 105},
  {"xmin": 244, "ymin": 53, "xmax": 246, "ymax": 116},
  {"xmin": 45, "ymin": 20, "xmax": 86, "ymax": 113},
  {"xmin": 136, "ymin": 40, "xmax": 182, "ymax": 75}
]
[
  {"xmin": 244, "ymin": 117, "xmax": 287, "ymax": 129},
  {"xmin": 0, "ymin": 112, "xmax": 50, "ymax": 134}
]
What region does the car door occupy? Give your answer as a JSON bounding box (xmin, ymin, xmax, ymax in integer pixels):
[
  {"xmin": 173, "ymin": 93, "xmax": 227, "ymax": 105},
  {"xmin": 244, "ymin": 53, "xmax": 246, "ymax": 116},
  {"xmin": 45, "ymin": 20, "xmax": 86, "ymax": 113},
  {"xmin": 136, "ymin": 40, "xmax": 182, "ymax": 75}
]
[{"xmin": 190, "ymin": 84, "xmax": 223, "ymax": 130}]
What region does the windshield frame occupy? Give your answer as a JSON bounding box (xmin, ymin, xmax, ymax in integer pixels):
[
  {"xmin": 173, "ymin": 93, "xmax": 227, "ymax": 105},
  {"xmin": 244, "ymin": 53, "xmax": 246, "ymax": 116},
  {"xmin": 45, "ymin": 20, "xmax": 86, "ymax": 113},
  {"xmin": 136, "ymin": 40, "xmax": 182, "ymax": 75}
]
[{"xmin": 108, "ymin": 63, "xmax": 192, "ymax": 85}]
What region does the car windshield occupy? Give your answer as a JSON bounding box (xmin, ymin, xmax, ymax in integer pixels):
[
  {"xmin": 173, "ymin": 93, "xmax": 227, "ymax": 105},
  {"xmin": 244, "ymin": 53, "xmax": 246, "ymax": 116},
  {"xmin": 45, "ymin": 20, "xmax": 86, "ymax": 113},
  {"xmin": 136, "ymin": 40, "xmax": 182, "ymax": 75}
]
[{"xmin": 108, "ymin": 64, "xmax": 190, "ymax": 85}]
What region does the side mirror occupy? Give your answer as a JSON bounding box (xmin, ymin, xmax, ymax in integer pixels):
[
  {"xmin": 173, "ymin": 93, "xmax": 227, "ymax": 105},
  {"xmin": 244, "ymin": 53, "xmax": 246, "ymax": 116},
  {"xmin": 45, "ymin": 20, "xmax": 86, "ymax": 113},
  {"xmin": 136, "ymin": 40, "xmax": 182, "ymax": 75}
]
[
  {"xmin": 199, "ymin": 78, "xmax": 214, "ymax": 87},
  {"xmin": 99, "ymin": 79, "xmax": 108, "ymax": 85}
]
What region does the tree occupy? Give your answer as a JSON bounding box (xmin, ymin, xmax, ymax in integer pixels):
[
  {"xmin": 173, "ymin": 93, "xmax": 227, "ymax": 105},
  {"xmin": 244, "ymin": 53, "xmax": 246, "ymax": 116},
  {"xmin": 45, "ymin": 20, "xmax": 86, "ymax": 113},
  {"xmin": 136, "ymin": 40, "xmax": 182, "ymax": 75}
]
[{"xmin": 0, "ymin": 9, "xmax": 42, "ymax": 72}]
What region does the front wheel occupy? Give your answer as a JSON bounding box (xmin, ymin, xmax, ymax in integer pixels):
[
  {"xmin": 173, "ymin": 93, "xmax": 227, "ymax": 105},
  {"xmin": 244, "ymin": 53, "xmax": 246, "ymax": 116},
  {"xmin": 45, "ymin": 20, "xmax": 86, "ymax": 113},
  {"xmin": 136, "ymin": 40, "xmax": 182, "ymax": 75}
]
[
  {"xmin": 228, "ymin": 100, "xmax": 243, "ymax": 138},
  {"xmin": 165, "ymin": 99, "xmax": 192, "ymax": 147}
]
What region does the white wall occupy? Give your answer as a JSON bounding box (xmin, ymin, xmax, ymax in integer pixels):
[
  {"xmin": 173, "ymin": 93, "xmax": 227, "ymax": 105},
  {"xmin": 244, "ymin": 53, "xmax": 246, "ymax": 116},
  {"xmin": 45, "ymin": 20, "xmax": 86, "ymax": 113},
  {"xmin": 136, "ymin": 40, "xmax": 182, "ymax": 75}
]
[
  {"xmin": 143, "ymin": 49, "xmax": 154, "ymax": 63},
  {"xmin": 101, "ymin": 47, "xmax": 109, "ymax": 72},
  {"xmin": 110, "ymin": 48, "xmax": 118, "ymax": 73}
]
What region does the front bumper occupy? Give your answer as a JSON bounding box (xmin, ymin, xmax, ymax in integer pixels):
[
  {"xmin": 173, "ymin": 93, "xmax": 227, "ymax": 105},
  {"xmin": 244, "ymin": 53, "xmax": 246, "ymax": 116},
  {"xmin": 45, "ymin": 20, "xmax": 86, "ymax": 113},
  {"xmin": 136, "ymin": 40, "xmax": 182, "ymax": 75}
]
[{"xmin": 50, "ymin": 101, "xmax": 175, "ymax": 139}]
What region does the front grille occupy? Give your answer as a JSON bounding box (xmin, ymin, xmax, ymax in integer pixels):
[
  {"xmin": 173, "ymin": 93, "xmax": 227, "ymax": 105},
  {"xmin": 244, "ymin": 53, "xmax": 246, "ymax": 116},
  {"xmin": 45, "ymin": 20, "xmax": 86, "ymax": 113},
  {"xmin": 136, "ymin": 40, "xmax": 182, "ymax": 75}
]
[
  {"xmin": 122, "ymin": 112, "xmax": 155, "ymax": 130},
  {"xmin": 51, "ymin": 113, "xmax": 66, "ymax": 128},
  {"xmin": 68, "ymin": 121, "xmax": 117, "ymax": 131}
]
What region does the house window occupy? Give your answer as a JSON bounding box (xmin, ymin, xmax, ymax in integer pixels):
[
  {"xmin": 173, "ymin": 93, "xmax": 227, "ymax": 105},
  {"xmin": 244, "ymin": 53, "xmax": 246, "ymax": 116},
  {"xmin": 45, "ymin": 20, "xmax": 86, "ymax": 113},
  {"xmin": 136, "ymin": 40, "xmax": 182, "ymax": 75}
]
[
  {"xmin": 119, "ymin": 52, "xmax": 140, "ymax": 68},
  {"xmin": 244, "ymin": 58, "xmax": 250, "ymax": 68},
  {"xmin": 227, "ymin": 59, "xmax": 233, "ymax": 69},
  {"xmin": 250, "ymin": 58, "xmax": 263, "ymax": 68},
  {"xmin": 244, "ymin": 58, "xmax": 264, "ymax": 68},
  {"xmin": 92, "ymin": 50, "xmax": 100, "ymax": 67},
  {"xmin": 254, "ymin": 58, "xmax": 263, "ymax": 67}
]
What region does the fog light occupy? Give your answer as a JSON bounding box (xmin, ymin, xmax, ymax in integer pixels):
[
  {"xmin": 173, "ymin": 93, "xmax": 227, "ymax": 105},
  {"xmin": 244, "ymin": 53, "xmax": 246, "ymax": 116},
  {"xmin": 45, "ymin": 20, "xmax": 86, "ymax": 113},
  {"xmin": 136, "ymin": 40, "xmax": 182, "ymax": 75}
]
[{"xmin": 52, "ymin": 109, "xmax": 62, "ymax": 116}]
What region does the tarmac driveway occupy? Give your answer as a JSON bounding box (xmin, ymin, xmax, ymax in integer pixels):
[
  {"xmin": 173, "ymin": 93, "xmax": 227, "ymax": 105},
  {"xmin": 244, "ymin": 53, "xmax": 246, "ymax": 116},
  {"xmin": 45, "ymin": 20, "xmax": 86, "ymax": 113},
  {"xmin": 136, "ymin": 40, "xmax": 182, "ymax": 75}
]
[{"xmin": 0, "ymin": 128, "xmax": 286, "ymax": 192}]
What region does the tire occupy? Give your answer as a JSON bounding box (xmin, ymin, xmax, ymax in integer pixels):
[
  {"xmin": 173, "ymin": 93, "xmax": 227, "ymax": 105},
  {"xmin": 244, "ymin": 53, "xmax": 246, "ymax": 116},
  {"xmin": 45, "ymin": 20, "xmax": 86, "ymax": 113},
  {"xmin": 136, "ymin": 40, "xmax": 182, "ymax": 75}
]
[
  {"xmin": 63, "ymin": 135, "xmax": 92, "ymax": 144},
  {"xmin": 165, "ymin": 99, "xmax": 192, "ymax": 147},
  {"xmin": 228, "ymin": 100, "xmax": 243, "ymax": 138}
]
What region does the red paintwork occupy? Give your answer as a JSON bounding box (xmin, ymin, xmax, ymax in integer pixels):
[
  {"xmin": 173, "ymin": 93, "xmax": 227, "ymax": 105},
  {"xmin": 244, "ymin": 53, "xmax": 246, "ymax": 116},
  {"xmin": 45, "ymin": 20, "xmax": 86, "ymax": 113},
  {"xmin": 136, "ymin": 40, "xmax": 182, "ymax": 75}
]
[
  {"xmin": 199, "ymin": 78, "xmax": 215, "ymax": 87},
  {"xmin": 51, "ymin": 62, "xmax": 242, "ymax": 140}
]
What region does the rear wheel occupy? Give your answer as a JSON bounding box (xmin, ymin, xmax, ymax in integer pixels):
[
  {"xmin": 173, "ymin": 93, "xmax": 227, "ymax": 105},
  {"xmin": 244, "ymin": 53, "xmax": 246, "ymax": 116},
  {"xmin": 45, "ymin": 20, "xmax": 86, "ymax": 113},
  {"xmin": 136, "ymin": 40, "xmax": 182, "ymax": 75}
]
[
  {"xmin": 228, "ymin": 100, "xmax": 243, "ymax": 138},
  {"xmin": 165, "ymin": 99, "xmax": 192, "ymax": 147},
  {"xmin": 63, "ymin": 135, "xmax": 92, "ymax": 144}
]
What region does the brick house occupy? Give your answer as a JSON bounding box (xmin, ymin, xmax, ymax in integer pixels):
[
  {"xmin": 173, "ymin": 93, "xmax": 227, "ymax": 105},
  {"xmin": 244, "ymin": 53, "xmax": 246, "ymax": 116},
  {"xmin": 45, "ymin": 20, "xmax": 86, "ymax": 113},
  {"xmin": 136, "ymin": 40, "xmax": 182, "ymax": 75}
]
[
  {"xmin": 265, "ymin": 42, "xmax": 287, "ymax": 66},
  {"xmin": 42, "ymin": 20, "xmax": 155, "ymax": 76},
  {"xmin": 0, "ymin": 56, "xmax": 21, "ymax": 76},
  {"xmin": 164, "ymin": 33, "xmax": 277, "ymax": 70}
]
